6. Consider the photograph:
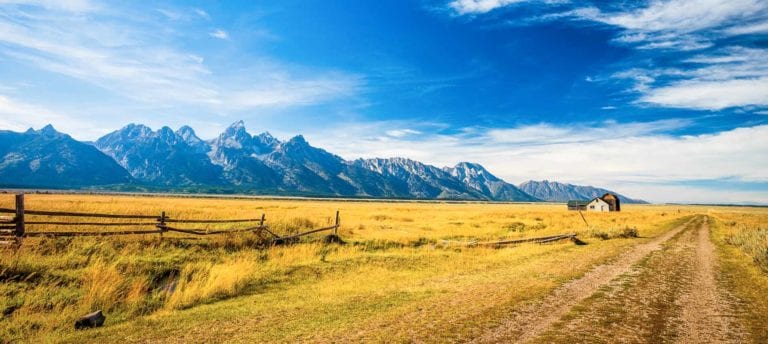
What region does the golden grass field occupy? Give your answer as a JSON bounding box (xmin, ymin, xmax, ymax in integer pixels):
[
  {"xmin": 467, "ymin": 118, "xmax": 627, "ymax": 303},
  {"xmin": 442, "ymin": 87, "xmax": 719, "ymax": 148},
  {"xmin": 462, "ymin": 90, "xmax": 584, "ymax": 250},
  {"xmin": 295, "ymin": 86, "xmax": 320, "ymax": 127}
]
[{"xmin": 0, "ymin": 194, "xmax": 767, "ymax": 343}]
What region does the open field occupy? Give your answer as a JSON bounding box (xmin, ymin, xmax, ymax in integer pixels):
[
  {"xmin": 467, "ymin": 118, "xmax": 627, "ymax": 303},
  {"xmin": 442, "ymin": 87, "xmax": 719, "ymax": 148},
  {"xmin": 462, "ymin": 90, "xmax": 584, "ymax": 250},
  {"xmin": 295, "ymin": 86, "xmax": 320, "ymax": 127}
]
[{"xmin": 1, "ymin": 194, "xmax": 767, "ymax": 343}]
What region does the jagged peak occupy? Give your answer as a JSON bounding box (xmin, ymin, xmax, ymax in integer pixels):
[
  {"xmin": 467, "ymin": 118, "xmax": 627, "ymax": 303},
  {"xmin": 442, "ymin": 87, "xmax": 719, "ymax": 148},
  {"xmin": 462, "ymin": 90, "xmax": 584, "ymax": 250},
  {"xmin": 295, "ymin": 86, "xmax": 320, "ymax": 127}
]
[
  {"xmin": 367, "ymin": 156, "xmax": 422, "ymax": 165},
  {"xmin": 176, "ymin": 125, "xmax": 202, "ymax": 144},
  {"xmin": 111, "ymin": 123, "xmax": 153, "ymax": 139},
  {"xmin": 39, "ymin": 124, "xmax": 57, "ymax": 133},
  {"xmin": 219, "ymin": 120, "xmax": 250, "ymax": 138},
  {"xmin": 32, "ymin": 124, "xmax": 63, "ymax": 137},
  {"xmin": 448, "ymin": 161, "xmax": 503, "ymax": 183},
  {"xmin": 176, "ymin": 125, "xmax": 195, "ymax": 134},
  {"xmin": 286, "ymin": 134, "xmax": 308, "ymax": 145},
  {"xmin": 254, "ymin": 131, "xmax": 280, "ymax": 144},
  {"xmin": 156, "ymin": 126, "xmax": 177, "ymax": 142},
  {"xmin": 451, "ymin": 162, "xmax": 489, "ymax": 173},
  {"xmin": 227, "ymin": 120, "xmax": 246, "ymax": 130},
  {"xmin": 122, "ymin": 123, "xmax": 152, "ymax": 131}
]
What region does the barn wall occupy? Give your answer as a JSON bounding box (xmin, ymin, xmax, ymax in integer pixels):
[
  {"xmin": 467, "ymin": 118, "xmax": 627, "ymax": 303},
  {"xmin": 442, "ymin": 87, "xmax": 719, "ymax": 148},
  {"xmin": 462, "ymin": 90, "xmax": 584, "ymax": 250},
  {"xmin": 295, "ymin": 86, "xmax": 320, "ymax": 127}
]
[{"xmin": 587, "ymin": 198, "xmax": 610, "ymax": 212}]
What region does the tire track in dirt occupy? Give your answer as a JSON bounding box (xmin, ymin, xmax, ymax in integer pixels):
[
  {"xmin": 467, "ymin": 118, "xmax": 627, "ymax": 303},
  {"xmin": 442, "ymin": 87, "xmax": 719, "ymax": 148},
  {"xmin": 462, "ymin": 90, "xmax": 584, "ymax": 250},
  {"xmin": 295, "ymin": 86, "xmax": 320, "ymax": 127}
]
[
  {"xmin": 675, "ymin": 217, "xmax": 745, "ymax": 343},
  {"xmin": 474, "ymin": 217, "xmax": 698, "ymax": 343},
  {"xmin": 524, "ymin": 216, "xmax": 745, "ymax": 344}
]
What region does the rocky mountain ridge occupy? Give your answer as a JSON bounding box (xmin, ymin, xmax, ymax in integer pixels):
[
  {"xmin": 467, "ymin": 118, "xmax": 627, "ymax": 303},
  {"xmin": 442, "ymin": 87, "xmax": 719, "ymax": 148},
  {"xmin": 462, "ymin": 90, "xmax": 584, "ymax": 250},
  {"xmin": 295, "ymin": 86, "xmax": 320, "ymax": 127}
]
[{"xmin": 0, "ymin": 122, "xmax": 644, "ymax": 203}]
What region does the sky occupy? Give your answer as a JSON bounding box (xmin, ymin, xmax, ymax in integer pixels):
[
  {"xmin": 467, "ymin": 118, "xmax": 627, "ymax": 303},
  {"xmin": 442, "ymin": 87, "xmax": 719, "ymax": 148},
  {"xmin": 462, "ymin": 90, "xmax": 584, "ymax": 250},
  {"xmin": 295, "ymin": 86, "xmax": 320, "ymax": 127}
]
[{"xmin": 0, "ymin": 0, "xmax": 767, "ymax": 204}]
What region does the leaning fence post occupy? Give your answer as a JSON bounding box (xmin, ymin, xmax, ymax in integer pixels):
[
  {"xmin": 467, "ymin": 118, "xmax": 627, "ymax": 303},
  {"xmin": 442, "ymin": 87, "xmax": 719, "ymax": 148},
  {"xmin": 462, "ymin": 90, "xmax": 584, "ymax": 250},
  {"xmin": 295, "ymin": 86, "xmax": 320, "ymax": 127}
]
[
  {"xmin": 334, "ymin": 210, "xmax": 340, "ymax": 236},
  {"xmin": 577, "ymin": 209, "xmax": 589, "ymax": 227},
  {"xmin": 259, "ymin": 213, "xmax": 265, "ymax": 228},
  {"xmin": 15, "ymin": 194, "xmax": 24, "ymax": 238}
]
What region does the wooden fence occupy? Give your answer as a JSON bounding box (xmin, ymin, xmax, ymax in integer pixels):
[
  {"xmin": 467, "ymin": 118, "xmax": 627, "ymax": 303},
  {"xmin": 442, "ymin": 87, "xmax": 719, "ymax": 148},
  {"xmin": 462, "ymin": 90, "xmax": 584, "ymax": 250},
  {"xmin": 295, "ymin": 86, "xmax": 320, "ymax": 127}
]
[
  {"xmin": 438, "ymin": 233, "xmax": 578, "ymax": 248},
  {"xmin": 0, "ymin": 194, "xmax": 340, "ymax": 246}
]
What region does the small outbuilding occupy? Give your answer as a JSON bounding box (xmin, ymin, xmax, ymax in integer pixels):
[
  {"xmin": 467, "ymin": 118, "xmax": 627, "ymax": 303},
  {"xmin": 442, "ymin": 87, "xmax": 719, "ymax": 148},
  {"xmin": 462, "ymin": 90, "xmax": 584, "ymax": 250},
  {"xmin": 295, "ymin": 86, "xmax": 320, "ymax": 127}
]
[
  {"xmin": 586, "ymin": 197, "xmax": 610, "ymax": 212},
  {"xmin": 568, "ymin": 193, "xmax": 621, "ymax": 212},
  {"xmin": 567, "ymin": 200, "xmax": 589, "ymax": 211}
]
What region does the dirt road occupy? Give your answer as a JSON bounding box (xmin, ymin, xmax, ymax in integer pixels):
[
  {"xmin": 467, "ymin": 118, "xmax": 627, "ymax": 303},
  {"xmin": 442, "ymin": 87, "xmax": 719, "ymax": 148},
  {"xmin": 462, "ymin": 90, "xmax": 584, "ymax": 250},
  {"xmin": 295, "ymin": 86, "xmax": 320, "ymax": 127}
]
[{"xmin": 478, "ymin": 216, "xmax": 746, "ymax": 343}]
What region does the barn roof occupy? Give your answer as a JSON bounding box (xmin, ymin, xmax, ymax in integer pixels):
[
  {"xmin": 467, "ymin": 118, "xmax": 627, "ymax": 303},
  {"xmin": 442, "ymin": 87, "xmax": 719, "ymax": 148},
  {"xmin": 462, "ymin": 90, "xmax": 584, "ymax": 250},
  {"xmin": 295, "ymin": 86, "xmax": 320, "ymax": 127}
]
[{"xmin": 567, "ymin": 200, "xmax": 589, "ymax": 206}]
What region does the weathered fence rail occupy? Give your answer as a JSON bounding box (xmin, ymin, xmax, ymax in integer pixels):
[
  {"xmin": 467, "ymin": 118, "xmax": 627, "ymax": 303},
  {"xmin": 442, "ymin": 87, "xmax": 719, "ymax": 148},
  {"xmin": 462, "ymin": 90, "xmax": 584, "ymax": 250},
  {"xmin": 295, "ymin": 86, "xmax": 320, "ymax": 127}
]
[
  {"xmin": 0, "ymin": 207, "xmax": 158, "ymax": 219},
  {"xmin": 439, "ymin": 233, "xmax": 578, "ymax": 248},
  {"xmin": 0, "ymin": 194, "xmax": 341, "ymax": 246}
]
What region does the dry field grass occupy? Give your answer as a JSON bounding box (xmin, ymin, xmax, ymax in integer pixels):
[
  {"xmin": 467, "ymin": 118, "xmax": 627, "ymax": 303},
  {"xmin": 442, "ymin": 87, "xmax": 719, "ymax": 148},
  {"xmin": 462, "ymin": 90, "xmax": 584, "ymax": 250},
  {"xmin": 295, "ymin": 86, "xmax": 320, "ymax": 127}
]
[{"xmin": 0, "ymin": 194, "xmax": 766, "ymax": 343}]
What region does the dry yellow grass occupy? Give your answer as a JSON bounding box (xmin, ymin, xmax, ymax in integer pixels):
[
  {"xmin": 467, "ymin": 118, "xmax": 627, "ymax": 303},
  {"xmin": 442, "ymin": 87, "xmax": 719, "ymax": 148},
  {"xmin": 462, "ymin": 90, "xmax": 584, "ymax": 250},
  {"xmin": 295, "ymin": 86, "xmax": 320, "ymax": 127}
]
[{"xmin": 0, "ymin": 193, "xmax": 765, "ymax": 343}]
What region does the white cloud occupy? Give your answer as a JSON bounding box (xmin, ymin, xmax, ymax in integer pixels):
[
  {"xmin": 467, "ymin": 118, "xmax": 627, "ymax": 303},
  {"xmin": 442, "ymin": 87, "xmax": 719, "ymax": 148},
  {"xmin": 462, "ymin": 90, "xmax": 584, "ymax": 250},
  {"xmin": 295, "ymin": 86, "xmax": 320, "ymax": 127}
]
[
  {"xmin": 449, "ymin": 0, "xmax": 527, "ymax": 14},
  {"xmin": 558, "ymin": 1, "xmax": 768, "ymax": 51},
  {"xmin": 385, "ymin": 129, "xmax": 421, "ymax": 138},
  {"xmin": 0, "ymin": 0, "xmax": 97, "ymax": 13},
  {"xmin": 724, "ymin": 20, "xmax": 768, "ymax": 35},
  {"xmin": 571, "ymin": 0, "xmax": 763, "ymax": 33},
  {"xmin": 209, "ymin": 29, "xmax": 229, "ymax": 40},
  {"xmin": 616, "ymin": 47, "xmax": 768, "ymax": 110},
  {"xmin": 452, "ymin": 0, "xmax": 768, "ymax": 110},
  {"xmin": 564, "ymin": 2, "xmax": 764, "ymax": 53},
  {"xmin": 0, "ymin": 1, "xmax": 360, "ymax": 111},
  {"xmin": 642, "ymin": 77, "xmax": 768, "ymax": 110},
  {"xmin": 486, "ymin": 119, "xmax": 689, "ymax": 144},
  {"xmin": 193, "ymin": 8, "xmax": 209, "ymax": 20},
  {"xmin": 0, "ymin": 94, "xmax": 107, "ymax": 137},
  {"xmin": 223, "ymin": 73, "xmax": 361, "ymax": 109}
]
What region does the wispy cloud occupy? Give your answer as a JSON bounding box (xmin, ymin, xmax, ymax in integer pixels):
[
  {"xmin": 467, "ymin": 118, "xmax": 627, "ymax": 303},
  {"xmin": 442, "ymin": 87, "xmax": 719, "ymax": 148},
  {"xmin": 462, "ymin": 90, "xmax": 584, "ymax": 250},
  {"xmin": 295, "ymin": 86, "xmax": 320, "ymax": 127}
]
[
  {"xmin": 615, "ymin": 47, "xmax": 768, "ymax": 110},
  {"xmin": 193, "ymin": 8, "xmax": 209, "ymax": 20},
  {"xmin": 448, "ymin": 0, "xmax": 768, "ymax": 112},
  {"xmin": 209, "ymin": 29, "xmax": 229, "ymax": 40},
  {"xmin": 485, "ymin": 119, "xmax": 690, "ymax": 145},
  {"xmin": 569, "ymin": 0, "xmax": 764, "ymax": 33},
  {"xmin": 452, "ymin": 0, "xmax": 768, "ymax": 40},
  {"xmin": 0, "ymin": 1, "xmax": 360, "ymax": 111},
  {"xmin": 223, "ymin": 72, "xmax": 362, "ymax": 109},
  {"xmin": 0, "ymin": 94, "xmax": 107, "ymax": 137},
  {"xmin": 0, "ymin": 0, "xmax": 98, "ymax": 13},
  {"xmin": 449, "ymin": 0, "xmax": 528, "ymax": 15},
  {"xmin": 642, "ymin": 78, "xmax": 768, "ymax": 110},
  {"xmin": 564, "ymin": 0, "xmax": 767, "ymax": 51},
  {"xmin": 385, "ymin": 129, "xmax": 421, "ymax": 138}
]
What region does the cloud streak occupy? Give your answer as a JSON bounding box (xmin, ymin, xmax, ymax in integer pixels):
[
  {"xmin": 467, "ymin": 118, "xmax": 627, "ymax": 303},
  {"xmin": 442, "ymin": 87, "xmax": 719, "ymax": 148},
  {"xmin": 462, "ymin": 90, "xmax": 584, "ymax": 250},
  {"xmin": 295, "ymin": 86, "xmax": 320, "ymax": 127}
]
[
  {"xmin": 616, "ymin": 47, "xmax": 768, "ymax": 110},
  {"xmin": 449, "ymin": 0, "xmax": 528, "ymax": 15},
  {"xmin": 0, "ymin": 94, "xmax": 108, "ymax": 137},
  {"xmin": 209, "ymin": 29, "xmax": 229, "ymax": 40},
  {"xmin": 0, "ymin": 1, "xmax": 360, "ymax": 111}
]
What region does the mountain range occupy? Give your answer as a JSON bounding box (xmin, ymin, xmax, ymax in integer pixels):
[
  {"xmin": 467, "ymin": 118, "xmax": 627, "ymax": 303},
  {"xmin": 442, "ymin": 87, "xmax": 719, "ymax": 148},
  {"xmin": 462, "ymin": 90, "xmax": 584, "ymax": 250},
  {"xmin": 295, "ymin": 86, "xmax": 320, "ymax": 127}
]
[
  {"xmin": 519, "ymin": 180, "xmax": 647, "ymax": 204},
  {"xmin": 0, "ymin": 122, "xmax": 645, "ymax": 203}
]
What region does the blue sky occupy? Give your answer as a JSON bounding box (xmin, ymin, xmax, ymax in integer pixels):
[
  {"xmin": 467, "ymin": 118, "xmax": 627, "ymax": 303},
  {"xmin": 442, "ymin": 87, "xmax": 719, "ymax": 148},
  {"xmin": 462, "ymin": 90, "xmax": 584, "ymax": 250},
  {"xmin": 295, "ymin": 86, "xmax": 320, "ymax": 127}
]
[{"xmin": 0, "ymin": 0, "xmax": 767, "ymax": 203}]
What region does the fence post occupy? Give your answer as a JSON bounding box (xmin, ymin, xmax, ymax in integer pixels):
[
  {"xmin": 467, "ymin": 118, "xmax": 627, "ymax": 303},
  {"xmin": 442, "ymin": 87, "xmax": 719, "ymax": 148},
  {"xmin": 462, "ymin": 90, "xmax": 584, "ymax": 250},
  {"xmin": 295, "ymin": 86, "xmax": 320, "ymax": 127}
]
[
  {"xmin": 334, "ymin": 210, "xmax": 340, "ymax": 236},
  {"xmin": 158, "ymin": 211, "xmax": 167, "ymax": 239},
  {"xmin": 15, "ymin": 194, "xmax": 24, "ymax": 238},
  {"xmin": 259, "ymin": 213, "xmax": 265, "ymax": 228},
  {"xmin": 577, "ymin": 209, "xmax": 589, "ymax": 227}
]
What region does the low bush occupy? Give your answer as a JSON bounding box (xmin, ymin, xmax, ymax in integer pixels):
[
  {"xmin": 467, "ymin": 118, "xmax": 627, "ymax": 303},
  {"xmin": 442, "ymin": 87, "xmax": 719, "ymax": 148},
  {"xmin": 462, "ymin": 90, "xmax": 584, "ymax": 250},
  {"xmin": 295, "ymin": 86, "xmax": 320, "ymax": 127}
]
[
  {"xmin": 589, "ymin": 226, "xmax": 639, "ymax": 240},
  {"xmin": 726, "ymin": 227, "xmax": 768, "ymax": 273}
]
